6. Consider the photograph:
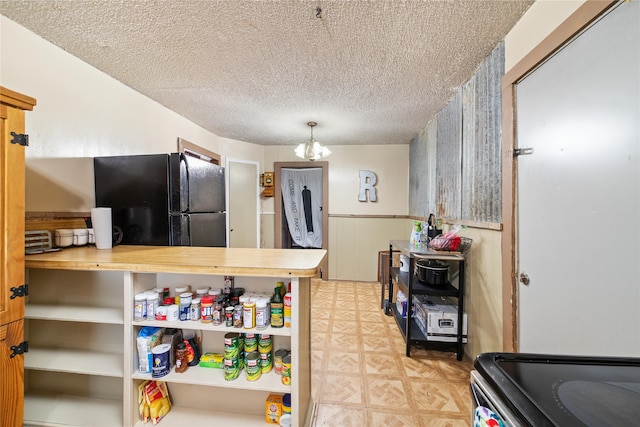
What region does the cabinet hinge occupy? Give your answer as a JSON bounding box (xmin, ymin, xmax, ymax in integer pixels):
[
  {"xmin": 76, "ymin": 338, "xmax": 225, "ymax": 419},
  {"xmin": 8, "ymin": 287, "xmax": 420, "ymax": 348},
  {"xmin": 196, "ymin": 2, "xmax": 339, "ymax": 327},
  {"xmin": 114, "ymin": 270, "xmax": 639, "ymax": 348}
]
[
  {"xmin": 10, "ymin": 283, "xmax": 28, "ymax": 299},
  {"xmin": 10, "ymin": 341, "xmax": 28, "ymax": 358},
  {"xmin": 10, "ymin": 131, "xmax": 29, "ymax": 146}
]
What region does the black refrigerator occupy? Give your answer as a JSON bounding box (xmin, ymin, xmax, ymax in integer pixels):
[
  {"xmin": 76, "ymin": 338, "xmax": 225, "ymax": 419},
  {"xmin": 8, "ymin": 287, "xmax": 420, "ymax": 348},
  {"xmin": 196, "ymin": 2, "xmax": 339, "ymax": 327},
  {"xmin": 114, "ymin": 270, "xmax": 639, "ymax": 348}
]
[{"xmin": 94, "ymin": 153, "xmax": 226, "ymax": 247}]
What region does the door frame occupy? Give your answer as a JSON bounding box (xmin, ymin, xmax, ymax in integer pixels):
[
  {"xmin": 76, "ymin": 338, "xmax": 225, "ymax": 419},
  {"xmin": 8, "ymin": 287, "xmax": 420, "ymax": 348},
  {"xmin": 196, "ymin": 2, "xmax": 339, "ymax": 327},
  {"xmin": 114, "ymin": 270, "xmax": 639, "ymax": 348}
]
[
  {"xmin": 500, "ymin": 0, "xmax": 617, "ymax": 352},
  {"xmin": 274, "ymin": 161, "xmax": 328, "ymax": 279}
]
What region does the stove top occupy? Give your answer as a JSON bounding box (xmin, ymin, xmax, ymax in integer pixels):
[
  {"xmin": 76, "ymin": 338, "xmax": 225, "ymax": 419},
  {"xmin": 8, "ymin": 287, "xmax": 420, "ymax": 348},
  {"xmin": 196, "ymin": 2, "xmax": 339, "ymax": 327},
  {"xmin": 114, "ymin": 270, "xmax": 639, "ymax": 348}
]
[{"xmin": 474, "ymin": 353, "xmax": 640, "ymax": 427}]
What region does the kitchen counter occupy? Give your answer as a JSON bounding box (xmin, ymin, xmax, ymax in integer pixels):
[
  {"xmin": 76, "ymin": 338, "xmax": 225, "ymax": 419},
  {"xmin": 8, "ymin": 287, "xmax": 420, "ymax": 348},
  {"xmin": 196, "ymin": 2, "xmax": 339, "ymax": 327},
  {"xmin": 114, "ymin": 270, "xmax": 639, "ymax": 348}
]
[
  {"xmin": 25, "ymin": 245, "xmax": 327, "ymax": 277},
  {"xmin": 24, "ymin": 245, "xmax": 325, "ymax": 426}
]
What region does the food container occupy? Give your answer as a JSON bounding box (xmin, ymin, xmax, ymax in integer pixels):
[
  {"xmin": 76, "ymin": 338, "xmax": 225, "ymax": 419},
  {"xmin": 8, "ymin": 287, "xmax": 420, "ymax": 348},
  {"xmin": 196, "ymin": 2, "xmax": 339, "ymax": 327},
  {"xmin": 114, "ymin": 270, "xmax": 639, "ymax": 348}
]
[
  {"xmin": 415, "ymin": 259, "xmax": 449, "ymax": 286},
  {"xmin": 54, "ymin": 229, "xmax": 74, "ymax": 247}
]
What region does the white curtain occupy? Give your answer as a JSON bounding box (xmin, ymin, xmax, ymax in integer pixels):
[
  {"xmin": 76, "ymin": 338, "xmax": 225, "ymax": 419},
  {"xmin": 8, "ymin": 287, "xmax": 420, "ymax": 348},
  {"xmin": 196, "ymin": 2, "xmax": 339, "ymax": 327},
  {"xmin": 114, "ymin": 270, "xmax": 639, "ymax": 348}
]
[{"xmin": 280, "ymin": 168, "xmax": 323, "ymax": 249}]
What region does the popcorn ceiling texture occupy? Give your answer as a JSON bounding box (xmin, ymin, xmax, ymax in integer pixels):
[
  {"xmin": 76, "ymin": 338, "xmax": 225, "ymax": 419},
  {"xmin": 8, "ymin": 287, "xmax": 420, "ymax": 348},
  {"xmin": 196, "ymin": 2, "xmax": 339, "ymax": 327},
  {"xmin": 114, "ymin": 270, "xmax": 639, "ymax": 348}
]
[{"xmin": 0, "ymin": 0, "xmax": 533, "ymax": 146}]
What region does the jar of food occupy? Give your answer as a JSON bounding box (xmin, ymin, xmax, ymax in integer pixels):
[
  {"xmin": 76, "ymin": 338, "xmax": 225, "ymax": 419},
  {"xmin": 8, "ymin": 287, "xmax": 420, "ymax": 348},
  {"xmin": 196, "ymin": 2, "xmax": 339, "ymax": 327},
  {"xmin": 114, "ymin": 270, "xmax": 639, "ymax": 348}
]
[
  {"xmin": 201, "ymin": 296, "xmax": 214, "ymax": 323},
  {"xmin": 146, "ymin": 291, "xmax": 159, "ymax": 321},
  {"xmin": 190, "ymin": 298, "xmax": 201, "ymax": 321},
  {"xmin": 255, "ymin": 299, "xmax": 268, "ymax": 330},
  {"xmin": 243, "ymin": 301, "xmax": 256, "ymax": 329},
  {"xmin": 233, "ymin": 304, "xmax": 243, "ymax": 328},
  {"xmin": 213, "ymin": 300, "xmax": 223, "ymax": 326},
  {"xmin": 134, "ymin": 293, "xmax": 147, "ymax": 321},
  {"xmin": 175, "ymin": 342, "xmax": 189, "ymax": 373},
  {"xmin": 179, "ymin": 293, "xmax": 192, "ymax": 321},
  {"xmin": 225, "ymin": 306, "xmax": 234, "ymax": 327}
]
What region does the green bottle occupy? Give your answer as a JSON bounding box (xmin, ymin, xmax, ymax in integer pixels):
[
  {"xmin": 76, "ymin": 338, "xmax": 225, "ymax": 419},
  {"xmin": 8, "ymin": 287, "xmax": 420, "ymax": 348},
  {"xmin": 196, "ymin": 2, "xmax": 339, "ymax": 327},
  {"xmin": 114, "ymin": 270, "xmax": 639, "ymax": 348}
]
[{"xmin": 271, "ymin": 286, "xmax": 284, "ymax": 328}]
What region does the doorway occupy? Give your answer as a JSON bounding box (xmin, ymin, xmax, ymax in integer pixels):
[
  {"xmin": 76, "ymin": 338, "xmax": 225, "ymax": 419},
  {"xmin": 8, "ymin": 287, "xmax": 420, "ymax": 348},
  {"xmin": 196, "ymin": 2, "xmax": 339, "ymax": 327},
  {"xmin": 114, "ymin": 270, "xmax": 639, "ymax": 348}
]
[
  {"xmin": 274, "ymin": 161, "xmax": 328, "ymax": 278},
  {"xmin": 227, "ymin": 159, "xmax": 260, "ymax": 248}
]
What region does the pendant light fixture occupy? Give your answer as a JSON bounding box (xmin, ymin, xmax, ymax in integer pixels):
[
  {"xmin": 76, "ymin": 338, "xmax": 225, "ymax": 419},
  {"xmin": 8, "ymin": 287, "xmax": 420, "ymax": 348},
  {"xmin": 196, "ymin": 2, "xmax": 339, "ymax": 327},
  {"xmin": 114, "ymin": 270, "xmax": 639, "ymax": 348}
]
[{"xmin": 295, "ymin": 122, "xmax": 331, "ymax": 161}]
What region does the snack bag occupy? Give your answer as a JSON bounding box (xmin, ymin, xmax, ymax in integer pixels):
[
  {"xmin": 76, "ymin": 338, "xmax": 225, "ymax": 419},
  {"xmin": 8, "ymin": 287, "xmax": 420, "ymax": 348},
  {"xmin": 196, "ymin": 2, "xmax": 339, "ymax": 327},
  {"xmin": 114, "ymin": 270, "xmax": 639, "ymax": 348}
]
[{"xmin": 144, "ymin": 380, "xmax": 171, "ymax": 425}]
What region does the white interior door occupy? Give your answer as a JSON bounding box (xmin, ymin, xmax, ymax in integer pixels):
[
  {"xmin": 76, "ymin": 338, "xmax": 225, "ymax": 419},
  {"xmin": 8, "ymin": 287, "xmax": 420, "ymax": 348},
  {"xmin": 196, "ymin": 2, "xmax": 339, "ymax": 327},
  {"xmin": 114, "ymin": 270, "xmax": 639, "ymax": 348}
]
[
  {"xmin": 227, "ymin": 160, "xmax": 259, "ymax": 248},
  {"xmin": 516, "ymin": 1, "xmax": 639, "ymax": 356}
]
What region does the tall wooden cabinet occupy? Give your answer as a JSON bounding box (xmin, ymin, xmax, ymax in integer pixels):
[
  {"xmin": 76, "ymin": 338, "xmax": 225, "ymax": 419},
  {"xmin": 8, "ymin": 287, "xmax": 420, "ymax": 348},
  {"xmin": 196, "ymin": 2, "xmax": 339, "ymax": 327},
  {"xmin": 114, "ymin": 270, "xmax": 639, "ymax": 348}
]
[{"xmin": 0, "ymin": 87, "xmax": 36, "ymax": 427}]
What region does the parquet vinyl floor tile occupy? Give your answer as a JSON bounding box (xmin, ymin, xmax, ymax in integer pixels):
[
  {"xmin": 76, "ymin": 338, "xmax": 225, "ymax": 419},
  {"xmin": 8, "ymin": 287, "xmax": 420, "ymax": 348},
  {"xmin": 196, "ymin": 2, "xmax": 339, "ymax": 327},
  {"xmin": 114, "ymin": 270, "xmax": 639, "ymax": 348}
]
[{"xmin": 311, "ymin": 279, "xmax": 473, "ymax": 427}]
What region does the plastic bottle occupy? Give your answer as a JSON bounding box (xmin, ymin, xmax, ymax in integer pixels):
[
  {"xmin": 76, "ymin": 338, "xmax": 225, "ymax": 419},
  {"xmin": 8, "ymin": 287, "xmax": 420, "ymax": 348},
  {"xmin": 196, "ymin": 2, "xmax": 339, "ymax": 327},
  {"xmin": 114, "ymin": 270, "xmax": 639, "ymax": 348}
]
[
  {"xmin": 271, "ymin": 286, "xmax": 284, "ymax": 328},
  {"xmin": 175, "ymin": 341, "xmax": 189, "ymax": 373},
  {"xmin": 255, "ymin": 299, "xmax": 268, "ymax": 330},
  {"xmin": 179, "ymin": 293, "xmax": 192, "ymax": 321},
  {"xmin": 134, "ymin": 293, "xmax": 147, "ymax": 321},
  {"xmin": 146, "ymin": 291, "xmax": 159, "ymax": 321},
  {"xmin": 283, "ymin": 283, "xmax": 292, "ymax": 328}
]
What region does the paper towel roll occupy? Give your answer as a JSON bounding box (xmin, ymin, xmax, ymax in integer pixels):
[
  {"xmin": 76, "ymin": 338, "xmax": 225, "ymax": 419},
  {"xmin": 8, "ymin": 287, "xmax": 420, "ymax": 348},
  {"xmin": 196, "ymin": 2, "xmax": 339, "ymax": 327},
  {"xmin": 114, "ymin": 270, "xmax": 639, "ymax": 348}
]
[{"xmin": 91, "ymin": 207, "xmax": 112, "ymax": 249}]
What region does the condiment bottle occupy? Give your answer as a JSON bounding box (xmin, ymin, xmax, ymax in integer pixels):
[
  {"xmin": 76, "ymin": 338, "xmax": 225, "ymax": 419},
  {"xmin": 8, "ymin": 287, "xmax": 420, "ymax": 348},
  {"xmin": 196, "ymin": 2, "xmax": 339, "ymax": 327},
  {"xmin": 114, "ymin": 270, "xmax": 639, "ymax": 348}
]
[
  {"xmin": 283, "ymin": 283, "xmax": 292, "ymax": 328},
  {"xmin": 175, "ymin": 342, "xmax": 189, "ymax": 373},
  {"xmin": 271, "ymin": 286, "xmax": 284, "ymax": 328}
]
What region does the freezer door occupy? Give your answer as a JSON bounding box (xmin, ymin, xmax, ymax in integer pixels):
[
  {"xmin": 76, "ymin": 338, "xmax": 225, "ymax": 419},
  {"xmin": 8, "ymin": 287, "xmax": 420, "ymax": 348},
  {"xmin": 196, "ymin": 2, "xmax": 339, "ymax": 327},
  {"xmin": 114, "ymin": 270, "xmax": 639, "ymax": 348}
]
[
  {"xmin": 170, "ymin": 212, "xmax": 226, "ymax": 247},
  {"xmin": 94, "ymin": 154, "xmax": 171, "ymax": 245},
  {"xmin": 170, "ymin": 153, "xmax": 225, "ymax": 213}
]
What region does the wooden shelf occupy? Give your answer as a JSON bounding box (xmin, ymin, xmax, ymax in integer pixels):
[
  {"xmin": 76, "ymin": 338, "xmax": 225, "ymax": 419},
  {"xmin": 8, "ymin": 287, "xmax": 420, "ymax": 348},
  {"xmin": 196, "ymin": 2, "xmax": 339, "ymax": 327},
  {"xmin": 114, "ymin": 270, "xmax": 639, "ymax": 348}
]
[
  {"xmin": 24, "ymin": 392, "xmax": 122, "ymax": 427},
  {"xmin": 25, "ymin": 347, "xmax": 123, "ymax": 377},
  {"xmin": 131, "ymin": 405, "xmax": 270, "ymax": 427},
  {"xmin": 132, "ymin": 319, "xmax": 291, "ymax": 337},
  {"xmin": 26, "ymin": 304, "xmax": 123, "ymax": 324},
  {"xmin": 132, "ymin": 367, "xmax": 290, "ymax": 393}
]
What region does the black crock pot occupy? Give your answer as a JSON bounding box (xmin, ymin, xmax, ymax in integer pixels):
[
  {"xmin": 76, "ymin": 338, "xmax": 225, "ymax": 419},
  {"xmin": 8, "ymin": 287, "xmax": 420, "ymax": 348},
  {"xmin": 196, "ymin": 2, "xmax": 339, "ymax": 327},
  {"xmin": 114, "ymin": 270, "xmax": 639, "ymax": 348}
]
[{"xmin": 415, "ymin": 259, "xmax": 449, "ymax": 285}]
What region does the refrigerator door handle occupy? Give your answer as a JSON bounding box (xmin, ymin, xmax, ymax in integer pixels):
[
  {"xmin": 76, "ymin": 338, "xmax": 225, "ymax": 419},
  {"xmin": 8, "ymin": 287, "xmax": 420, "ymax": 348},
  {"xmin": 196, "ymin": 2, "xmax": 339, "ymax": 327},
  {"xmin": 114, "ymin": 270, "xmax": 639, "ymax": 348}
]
[{"xmin": 180, "ymin": 153, "xmax": 191, "ymax": 212}]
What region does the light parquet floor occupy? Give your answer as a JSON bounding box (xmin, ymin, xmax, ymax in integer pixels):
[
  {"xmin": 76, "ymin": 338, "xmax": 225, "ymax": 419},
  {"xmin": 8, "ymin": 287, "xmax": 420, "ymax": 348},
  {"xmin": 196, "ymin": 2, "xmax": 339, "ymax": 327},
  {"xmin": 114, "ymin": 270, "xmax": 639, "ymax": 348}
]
[{"xmin": 310, "ymin": 279, "xmax": 473, "ymax": 427}]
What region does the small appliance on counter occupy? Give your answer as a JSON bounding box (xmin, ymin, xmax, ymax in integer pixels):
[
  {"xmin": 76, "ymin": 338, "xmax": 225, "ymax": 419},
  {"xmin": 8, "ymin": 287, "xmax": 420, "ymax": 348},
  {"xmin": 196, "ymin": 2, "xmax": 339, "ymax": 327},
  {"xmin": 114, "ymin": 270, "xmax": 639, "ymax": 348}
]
[
  {"xmin": 471, "ymin": 352, "xmax": 640, "ymax": 426},
  {"xmin": 94, "ymin": 153, "xmax": 226, "ymax": 247}
]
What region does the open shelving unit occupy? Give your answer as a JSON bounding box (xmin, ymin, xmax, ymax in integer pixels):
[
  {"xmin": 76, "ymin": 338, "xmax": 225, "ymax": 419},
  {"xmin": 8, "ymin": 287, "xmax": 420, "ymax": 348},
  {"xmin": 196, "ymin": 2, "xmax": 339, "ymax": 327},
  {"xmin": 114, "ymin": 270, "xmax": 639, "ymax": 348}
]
[
  {"xmin": 23, "ymin": 245, "xmax": 324, "ymax": 427},
  {"xmin": 384, "ymin": 240, "xmax": 467, "ymax": 360}
]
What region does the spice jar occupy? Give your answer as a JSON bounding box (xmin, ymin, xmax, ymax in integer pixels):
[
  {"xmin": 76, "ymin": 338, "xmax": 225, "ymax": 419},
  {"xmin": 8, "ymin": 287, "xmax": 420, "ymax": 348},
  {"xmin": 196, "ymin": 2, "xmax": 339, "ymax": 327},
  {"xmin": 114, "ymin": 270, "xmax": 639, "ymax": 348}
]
[
  {"xmin": 190, "ymin": 297, "xmax": 201, "ymax": 321},
  {"xmin": 175, "ymin": 342, "xmax": 189, "ymax": 373}
]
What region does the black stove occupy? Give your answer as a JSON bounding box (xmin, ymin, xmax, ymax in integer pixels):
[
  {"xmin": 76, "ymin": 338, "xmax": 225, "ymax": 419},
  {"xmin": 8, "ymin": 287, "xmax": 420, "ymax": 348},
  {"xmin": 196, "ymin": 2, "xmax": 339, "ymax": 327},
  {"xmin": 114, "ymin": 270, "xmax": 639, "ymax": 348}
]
[{"xmin": 473, "ymin": 352, "xmax": 640, "ymax": 427}]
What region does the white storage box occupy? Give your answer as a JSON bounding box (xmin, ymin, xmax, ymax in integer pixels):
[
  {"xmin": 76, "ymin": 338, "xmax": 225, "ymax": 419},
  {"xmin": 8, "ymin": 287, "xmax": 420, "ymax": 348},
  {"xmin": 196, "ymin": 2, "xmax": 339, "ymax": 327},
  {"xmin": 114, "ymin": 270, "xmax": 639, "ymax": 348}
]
[{"xmin": 414, "ymin": 296, "xmax": 467, "ymax": 343}]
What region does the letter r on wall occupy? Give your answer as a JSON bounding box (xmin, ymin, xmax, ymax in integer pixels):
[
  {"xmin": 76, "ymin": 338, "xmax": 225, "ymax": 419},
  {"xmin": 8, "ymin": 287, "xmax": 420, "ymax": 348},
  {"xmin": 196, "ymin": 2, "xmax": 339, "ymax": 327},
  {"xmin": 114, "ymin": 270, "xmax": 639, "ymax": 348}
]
[{"xmin": 358, "ymin": 170, "xmax": 377, "ymax": 202}]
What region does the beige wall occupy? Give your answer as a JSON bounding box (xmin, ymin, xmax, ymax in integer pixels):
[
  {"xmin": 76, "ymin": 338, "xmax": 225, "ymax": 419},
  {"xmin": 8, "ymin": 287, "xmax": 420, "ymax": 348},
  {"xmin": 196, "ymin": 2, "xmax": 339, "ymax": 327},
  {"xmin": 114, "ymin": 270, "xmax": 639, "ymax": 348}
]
[
  {"xmin": 262, "ymin": 144, "xmax": 410, "ymax": 281},
  {"xmin": 1, "ymin": 16, "xmax": 263, "ymax": 213}
]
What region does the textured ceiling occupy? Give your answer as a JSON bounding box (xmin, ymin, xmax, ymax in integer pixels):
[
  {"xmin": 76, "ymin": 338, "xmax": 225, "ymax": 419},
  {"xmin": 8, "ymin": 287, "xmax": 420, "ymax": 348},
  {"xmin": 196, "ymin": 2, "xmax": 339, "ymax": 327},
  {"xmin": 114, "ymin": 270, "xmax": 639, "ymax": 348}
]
[{"xmin": 0, "ymin": 0, "xmax": 533, "ymax": 146}]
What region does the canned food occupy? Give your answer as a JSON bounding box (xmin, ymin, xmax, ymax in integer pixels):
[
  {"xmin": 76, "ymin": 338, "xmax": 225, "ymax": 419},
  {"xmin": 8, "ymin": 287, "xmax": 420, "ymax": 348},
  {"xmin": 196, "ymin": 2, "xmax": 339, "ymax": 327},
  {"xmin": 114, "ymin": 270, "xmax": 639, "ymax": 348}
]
[
  {"xmin": 245, "ymin": 351, "xmax": 261, "ymax": 381},
  {"xmin": 274, "ymin": 348, "xmax": 289, "ymax": 375},
  {"xmin": 260, "ymin": 351, "xmax": 273, "ymax": 373},
  {"xmin": 224, "ymin": 332, "xmax": 240, "ymax": 359},
  {"xmin": 244, "ymin": 333, "xmax": 258, "ymax": 353},
  {"xmin": 281, "ymin": 354, "xmax": 292, "ymax": 385},
  {"xmin": 224, "ymin": 357, "xmax": 240, "ymax": 381},
  {"xmin": 258, "ymin": 334, "xmax": 272, "ymax": 353}
]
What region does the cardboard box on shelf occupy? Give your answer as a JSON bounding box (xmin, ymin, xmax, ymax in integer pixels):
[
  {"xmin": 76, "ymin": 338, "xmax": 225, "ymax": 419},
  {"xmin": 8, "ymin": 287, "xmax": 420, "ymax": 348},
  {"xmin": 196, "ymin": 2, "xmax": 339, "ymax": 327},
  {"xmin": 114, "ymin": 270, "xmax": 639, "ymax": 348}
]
[{"xmin": 413, "ymin": 296, "xmax": 467, "ymax": 343}]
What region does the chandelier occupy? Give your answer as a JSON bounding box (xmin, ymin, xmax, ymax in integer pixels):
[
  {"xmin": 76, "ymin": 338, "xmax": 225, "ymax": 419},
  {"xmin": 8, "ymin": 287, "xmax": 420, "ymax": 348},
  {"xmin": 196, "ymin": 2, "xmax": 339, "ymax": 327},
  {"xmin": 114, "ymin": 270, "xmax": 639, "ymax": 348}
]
[{"xmin": 295, "ymin": 122, "xmax": 331, "ymax": 161}]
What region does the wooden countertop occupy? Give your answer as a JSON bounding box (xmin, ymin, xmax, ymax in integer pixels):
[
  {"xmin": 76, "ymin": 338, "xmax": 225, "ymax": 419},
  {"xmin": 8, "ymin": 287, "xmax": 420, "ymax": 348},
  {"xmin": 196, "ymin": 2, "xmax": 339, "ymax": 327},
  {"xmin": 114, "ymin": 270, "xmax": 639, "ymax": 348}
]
[{"xmin": 25, "ymin": 245, "xmax": 327, "ymax": 277}]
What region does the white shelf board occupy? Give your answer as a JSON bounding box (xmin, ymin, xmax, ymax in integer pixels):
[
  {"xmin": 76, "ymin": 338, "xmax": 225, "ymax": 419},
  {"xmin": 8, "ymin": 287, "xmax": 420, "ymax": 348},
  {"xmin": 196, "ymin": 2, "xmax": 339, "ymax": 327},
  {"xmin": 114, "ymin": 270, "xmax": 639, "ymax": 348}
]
[
  {"xmin": 133, "ymin": 319, "xmax": 291, "ymax": 337},
  {"xmin": 133, "ymin": 405, "xmax": 269, "ymax": 427},
  {"xmin": 26, "ymin": 304, "xmax": 124, "ymax": 324},
  {"xmin": 132, "ymin": 366, "xmax": 291, "ymax": 393},
  {"xmin": 25, "ymin": 347, "xmax": 124, "ymax": 377},
  {"xmin": 24, "ymin": 392, "xmax": 122, "ymax": 427}
]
